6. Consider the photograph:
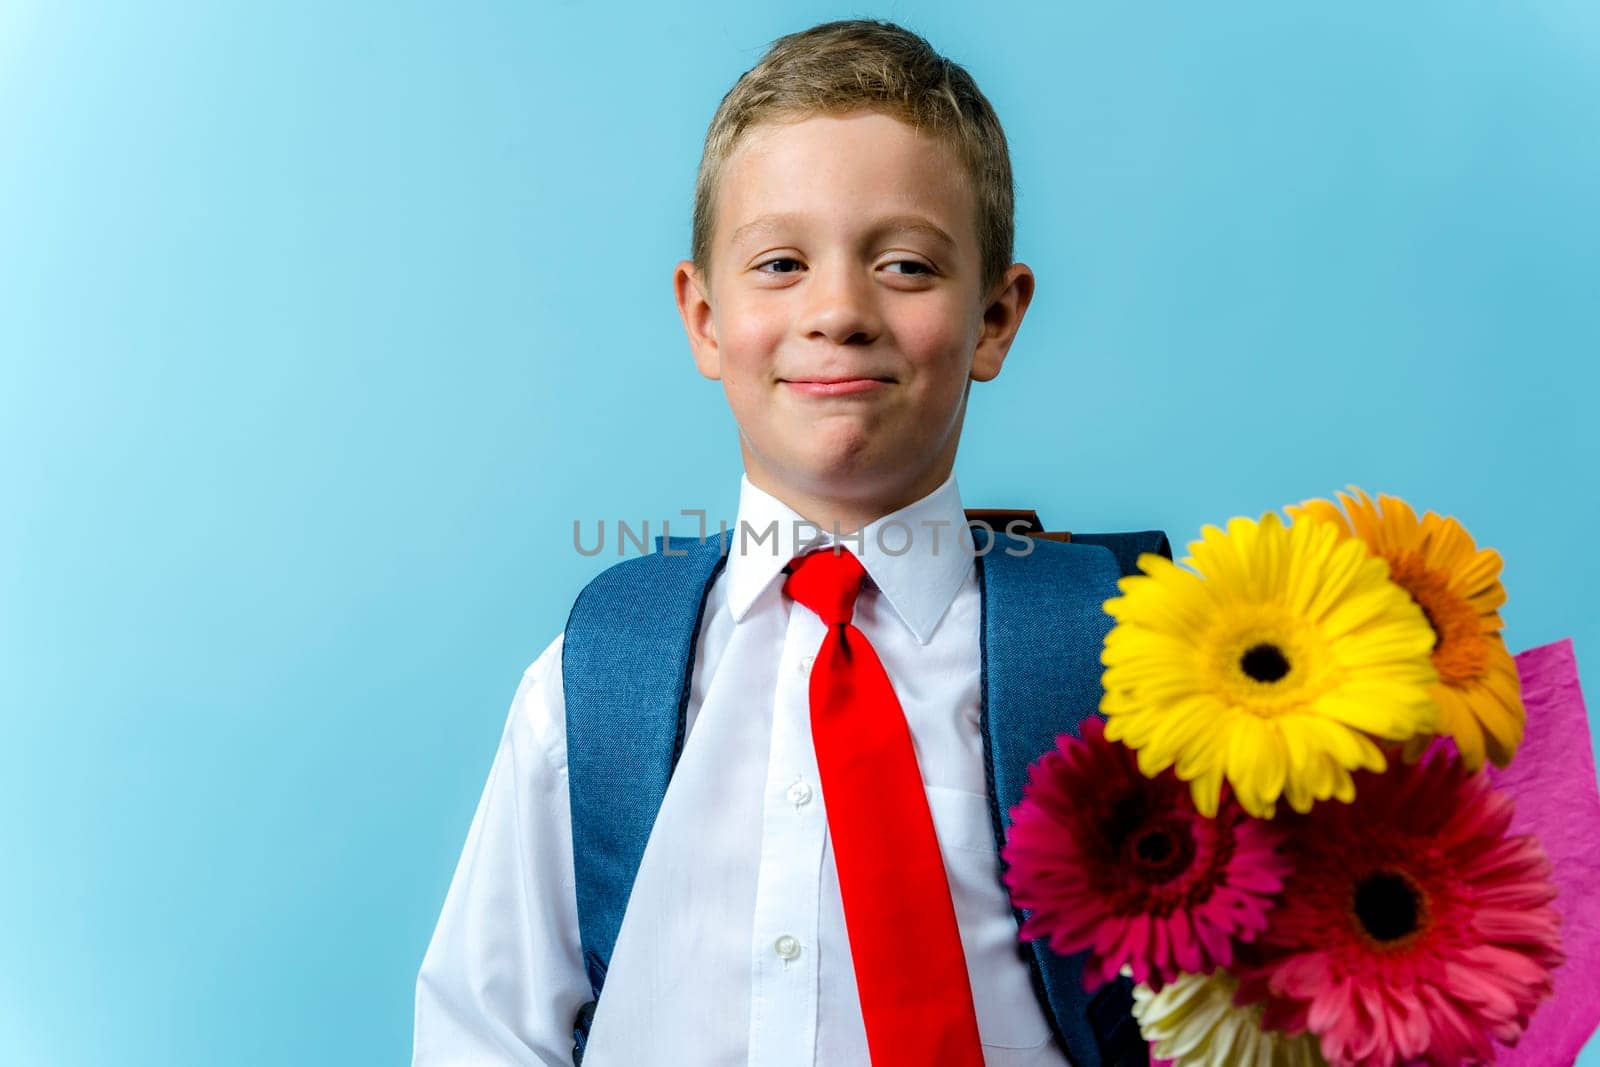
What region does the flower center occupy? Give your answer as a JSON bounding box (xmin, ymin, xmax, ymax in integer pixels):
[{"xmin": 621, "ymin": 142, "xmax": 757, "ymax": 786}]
[
  {"xmin": 1352, "ymin": 869, "xmax": 1426, "ymax": 943},
  {"xmin": 1240, "ymin": 642, "xmax": 1291, "ymax": 683},
  {"xmin": 1205, "ymin": 607, "xmax": 1332, "ymax": 719},
  {"xmin": 1387, "ymin": 554, "xmax": 1489, "ymax": 686},
  {"xmin": 1124, "ymin": 818, "xmax": 1197, "ymax": 884}
]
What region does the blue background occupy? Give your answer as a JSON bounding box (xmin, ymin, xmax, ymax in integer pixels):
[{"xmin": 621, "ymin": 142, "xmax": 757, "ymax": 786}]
[{"xmin": 4, "ymin": 2, "xmax": 1596, "ymax": 1063}]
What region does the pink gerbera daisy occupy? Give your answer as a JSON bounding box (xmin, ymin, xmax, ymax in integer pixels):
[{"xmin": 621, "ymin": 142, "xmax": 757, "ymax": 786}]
[
  {"xmin": 1001, "ymin": 716, "xmax": 1292, "ymax": 991},
  {"xmin": 1234, "ymin": 751, "xmax": 1563, "ymax": 1067}
]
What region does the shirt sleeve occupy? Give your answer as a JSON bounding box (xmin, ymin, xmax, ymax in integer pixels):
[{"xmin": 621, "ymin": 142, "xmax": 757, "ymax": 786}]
[{"xmin": 413, "ymin": 632, "xmax": 589, "ymax": 1066}]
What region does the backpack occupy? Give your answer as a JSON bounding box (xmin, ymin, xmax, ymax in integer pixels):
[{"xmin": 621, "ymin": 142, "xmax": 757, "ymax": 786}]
[{"xmin": 561, "ymin": 511, "xmax": 1172, "ymax": 1066}]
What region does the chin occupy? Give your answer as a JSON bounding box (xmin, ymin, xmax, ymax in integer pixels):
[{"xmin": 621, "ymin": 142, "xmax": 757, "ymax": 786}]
[
  {"xmin": 750, "ymin": 421, "xmax": 922, "ymax": 498},
  {"xmin": 793, "ymin": 429, "xmax": 883, "ymax": 477}
]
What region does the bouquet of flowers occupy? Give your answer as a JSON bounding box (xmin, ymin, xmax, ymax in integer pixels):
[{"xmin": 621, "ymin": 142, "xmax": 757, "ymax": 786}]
[{"xmin": 1001, "ymin": 488, "xmax": 1599, "ymax": 1067}]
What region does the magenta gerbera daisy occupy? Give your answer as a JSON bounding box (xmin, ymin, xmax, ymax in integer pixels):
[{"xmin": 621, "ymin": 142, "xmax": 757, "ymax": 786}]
[
  {"xmin": 1000, "ymin": 716, "xmax": 1292, "ymax": 991},
  {"xmin": 1234, "ymin": 751, "xmax": 1563, "ymax": 1067}
]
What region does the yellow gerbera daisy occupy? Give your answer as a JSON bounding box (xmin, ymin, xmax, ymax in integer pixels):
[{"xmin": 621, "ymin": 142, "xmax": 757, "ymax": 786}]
[
  {"xmin": 1132, "ymin": 971, "xmax": 1328, "ymax": 1066},
  {"xmin": 1101, "ymin": 512, "xmax": 1438, "ymax": 819},
  {"xmin": 1287, "ymin": 488, "xmax": 1524, "ymax": 771}
]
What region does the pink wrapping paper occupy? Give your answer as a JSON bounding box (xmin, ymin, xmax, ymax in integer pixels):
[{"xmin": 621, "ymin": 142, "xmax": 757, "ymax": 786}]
[{"xmin": 1486, "ymin": 638, "xmax": 1599, "ymax": 1066}]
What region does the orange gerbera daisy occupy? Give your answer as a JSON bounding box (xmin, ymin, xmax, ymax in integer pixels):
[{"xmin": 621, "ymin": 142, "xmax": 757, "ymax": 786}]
[{"xmin": 1285, "ymin": 488, "xmax": 1524, "ymax": 770}]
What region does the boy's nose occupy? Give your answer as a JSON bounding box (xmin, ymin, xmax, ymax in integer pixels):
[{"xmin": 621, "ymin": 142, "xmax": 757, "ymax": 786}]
[{"xmin": 802, "ymin": 266, "xmax": 880, "ymax": 346}]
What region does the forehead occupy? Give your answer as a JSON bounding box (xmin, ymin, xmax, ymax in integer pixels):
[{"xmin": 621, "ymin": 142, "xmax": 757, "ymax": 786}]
[{"xmin": 717, "ymin": 110, "xmax": 976, "ymax": 252}]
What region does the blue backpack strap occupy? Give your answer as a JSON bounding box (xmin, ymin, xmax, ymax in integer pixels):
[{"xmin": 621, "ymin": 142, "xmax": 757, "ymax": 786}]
[
  {"xmin": 1068, "ymin": 530, "xmax": 1171, "ymax": 581},
  {"xmin": 562, "ymin": 533, "xmax": 728, "ymax": 1063},
  {"xmin": 976, "ymin": 531, "xmax": 1170, "ymax": 1067}
]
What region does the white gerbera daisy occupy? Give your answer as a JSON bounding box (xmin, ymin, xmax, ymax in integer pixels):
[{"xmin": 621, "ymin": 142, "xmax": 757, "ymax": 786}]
[{"xmin": 1131, "ymin": 970, "xmax": 1325, "ymax": 1067}]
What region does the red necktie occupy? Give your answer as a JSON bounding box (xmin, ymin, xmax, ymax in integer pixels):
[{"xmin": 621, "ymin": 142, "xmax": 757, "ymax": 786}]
[{"xmin": 783, "ymin": 546, "xmax": 986, "ymax": 1066}]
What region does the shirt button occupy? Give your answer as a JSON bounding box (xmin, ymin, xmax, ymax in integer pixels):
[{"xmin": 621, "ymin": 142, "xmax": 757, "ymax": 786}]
[
  {"xmin": 799, "ymin": 654, "xmax": 814, "ymax": 674},
  {"xmin": 774, "ymin": 935, "xmax": 802, "ymax": 961},
  {"xmin": 787, "ymin": 780, "xmax": 812, "ymax": 806}
]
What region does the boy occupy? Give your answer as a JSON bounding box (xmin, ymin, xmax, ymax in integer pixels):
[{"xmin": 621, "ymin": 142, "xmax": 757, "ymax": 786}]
[{"xmin": 415, "ymin": 19, "xmax": 1147, "ymax": 1066}]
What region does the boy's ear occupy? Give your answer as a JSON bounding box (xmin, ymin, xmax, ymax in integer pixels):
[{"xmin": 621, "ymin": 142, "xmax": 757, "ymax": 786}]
[
  {"xmin": 674, "ymin": 260, "xmax": 721, "ymax": 380},
  {"xmin": 971, "ymin": 263, "xmax": 1036, "ymax": 383}
]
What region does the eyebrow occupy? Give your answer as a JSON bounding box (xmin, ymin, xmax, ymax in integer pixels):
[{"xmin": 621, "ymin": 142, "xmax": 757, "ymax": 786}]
[{"xmin": 729, "ymin": 212, "xmax": 957, "ymax": 251}]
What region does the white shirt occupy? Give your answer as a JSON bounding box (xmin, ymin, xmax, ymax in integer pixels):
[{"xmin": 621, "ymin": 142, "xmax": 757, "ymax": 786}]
[{"xmin": 413, "ymin": 471, "xmax": 1072, "ymax": 1066}]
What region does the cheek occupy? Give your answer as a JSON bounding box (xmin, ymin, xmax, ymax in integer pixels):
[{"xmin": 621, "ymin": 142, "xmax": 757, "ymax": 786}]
[
  {"xmin": 715, "ymin": 296, "xmax": 785, "ymax": 380},
  {"xmin": 892, "ymin": 303, "xmax": 975, "ymax": 389}
]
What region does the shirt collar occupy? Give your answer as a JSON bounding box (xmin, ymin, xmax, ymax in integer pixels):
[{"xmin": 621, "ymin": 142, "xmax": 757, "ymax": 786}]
[{"xmin": 723, "ymin": 470, "xmax": 974, "ymax": 645}]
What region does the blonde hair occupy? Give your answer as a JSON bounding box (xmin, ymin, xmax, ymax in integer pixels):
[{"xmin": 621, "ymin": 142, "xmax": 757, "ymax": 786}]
[{"xmin": 691, "ymin": 19, "xmax": 1015, "ymax": 299}]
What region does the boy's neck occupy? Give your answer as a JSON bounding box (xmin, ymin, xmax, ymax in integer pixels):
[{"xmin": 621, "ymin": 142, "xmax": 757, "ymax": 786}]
[{"xmin": 743, "ymin": 461, "xmax": 956, "ymax": 537}]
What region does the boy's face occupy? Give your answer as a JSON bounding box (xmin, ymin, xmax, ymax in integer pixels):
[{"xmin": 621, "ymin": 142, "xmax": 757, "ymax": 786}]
[{"xmin": 675, "ymin": 109, "xmax": 1034, "ymax": 523}]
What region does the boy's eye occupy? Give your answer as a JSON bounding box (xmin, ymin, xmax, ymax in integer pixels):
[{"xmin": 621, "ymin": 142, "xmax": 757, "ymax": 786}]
[{"xmin": 753, "ymin": 258, "xmax": 934, "ymax": 277}]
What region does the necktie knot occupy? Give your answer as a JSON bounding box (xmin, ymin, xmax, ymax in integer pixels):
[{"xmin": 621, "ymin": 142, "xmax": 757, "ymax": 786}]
[{"xmin": 782, "ymin": 546, "xmax": 867, "ymax": 627}]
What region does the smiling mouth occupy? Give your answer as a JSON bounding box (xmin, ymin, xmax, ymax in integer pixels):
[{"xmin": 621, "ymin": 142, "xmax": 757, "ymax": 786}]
[{"xmin": 781, "ymin": 376, "xmax": 895, "ymax": 397}]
